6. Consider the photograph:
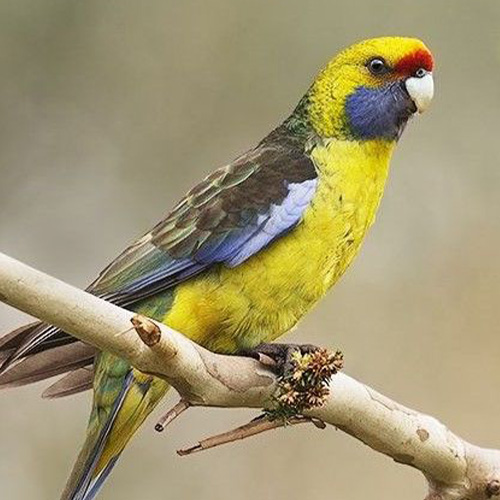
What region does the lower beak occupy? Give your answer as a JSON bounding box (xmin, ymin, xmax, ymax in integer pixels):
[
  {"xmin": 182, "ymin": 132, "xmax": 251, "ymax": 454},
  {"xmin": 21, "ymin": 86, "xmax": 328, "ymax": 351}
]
[{"xmin": 405, "ymin": 72, "xmax": 434, "ymax": 114}]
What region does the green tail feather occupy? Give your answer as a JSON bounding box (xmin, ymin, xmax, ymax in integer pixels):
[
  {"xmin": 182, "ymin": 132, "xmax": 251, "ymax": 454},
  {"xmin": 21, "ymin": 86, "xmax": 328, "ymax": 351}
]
[{"xmin": 60, "ymin": 354, "xmax": 169, "ymax": 500}]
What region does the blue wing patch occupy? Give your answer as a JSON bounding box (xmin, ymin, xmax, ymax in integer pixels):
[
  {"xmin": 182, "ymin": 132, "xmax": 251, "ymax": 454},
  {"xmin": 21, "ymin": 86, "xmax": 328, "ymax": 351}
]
[
  {"xmin": 93, "ymin": 177, "xmax": 318, "ymax": 304},
  {"xmin": 1, "ymin": 128, "xmax": 319, "ymax": 372},
  {"xmin": 226, "ymin": 178, "xmax": 317, "ymax": 266}
]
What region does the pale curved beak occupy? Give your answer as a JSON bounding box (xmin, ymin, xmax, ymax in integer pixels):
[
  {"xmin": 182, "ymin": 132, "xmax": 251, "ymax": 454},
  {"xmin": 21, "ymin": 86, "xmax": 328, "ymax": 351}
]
[{"xmin": 405, "ymin": 72, "xmax": 434, "ymax": 114}]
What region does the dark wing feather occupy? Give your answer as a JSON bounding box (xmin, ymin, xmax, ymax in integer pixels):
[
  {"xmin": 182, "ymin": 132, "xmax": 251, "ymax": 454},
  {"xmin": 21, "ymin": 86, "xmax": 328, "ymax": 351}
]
[
  {"xmin": 91, "ymin": 138, "xmax": 317, "ymax": 305},
  {"xmin": 0, "ymin": 128, "xmax": 317, "ymax": 392},
  {"xmin": 42, "ymin": 367, "xmax": 94, "ymax": 399},
  {"xmin": 0, "ymin": 322, "xmax": 40, "ymax": 363},
  {"xmin": 0, "ymin": 343, "xmax": 95, "ymax": 389}
]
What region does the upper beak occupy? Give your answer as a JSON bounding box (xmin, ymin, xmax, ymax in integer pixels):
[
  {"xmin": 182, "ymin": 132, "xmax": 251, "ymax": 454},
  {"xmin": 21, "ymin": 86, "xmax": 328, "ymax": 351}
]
[{"xmin": 405, "ymin": 72, "xmax": 434, "ymax": 114}]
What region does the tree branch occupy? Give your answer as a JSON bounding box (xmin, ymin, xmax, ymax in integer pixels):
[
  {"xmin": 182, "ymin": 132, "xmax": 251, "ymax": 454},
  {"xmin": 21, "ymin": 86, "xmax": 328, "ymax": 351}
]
[{"xmin": 0, "ymin": 252, "xmax": 498, "ymax": 500}]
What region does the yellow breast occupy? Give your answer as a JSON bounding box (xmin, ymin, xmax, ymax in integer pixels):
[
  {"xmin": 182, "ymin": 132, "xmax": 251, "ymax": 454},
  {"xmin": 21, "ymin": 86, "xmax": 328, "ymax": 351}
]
[{"xmin": 163, "ymin": 139, "xmax": 395, "ymax": 353}]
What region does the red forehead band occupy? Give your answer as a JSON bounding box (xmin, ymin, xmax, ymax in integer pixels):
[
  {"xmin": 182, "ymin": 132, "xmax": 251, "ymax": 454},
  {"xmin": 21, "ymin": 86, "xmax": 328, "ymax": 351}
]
[{"xmin": 395, "ymin": 49, "xmax": 434, "ymax": 75}]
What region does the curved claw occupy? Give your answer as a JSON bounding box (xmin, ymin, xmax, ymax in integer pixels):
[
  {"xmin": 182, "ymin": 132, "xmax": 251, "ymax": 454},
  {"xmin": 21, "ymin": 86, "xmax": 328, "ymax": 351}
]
[{"xmin": 241, "ymin": 342, "xmax": 322, "ymax": 378}]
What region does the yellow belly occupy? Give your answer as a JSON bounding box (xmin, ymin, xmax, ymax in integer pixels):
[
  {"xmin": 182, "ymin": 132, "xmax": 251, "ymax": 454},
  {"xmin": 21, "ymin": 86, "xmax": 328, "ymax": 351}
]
[
  {"xmin": 163, "ymin": 138, "xmax": 395, "ymax": 353},
  {"xmin": 94, "ymin": 138, "xmax": 396, "ymax": 471}
]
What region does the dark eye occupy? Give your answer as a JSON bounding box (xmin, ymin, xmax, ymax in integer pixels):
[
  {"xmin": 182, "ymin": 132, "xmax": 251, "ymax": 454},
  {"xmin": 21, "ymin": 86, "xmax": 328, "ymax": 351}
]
[
  {"xmin": 415, "ymin": 67, "xmax": 427, "ymax": 78},
  {"xmin": 367, "ymin": 57, "xmax": 389, "ymax": 76}
]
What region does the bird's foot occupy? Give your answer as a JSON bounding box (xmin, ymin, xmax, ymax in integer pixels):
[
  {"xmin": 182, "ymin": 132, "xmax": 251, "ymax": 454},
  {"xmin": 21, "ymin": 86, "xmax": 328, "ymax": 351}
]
[
  {"xmin": 167, "ymin": 344, "xmax": 343, "ymax": 455},
  {"xmin": 241, "ymin": 342, "xmax": 344, "ymax": 421},
  {"xmin": 241, "ymin": 342, "xmax": 323, "ymax": 379}
]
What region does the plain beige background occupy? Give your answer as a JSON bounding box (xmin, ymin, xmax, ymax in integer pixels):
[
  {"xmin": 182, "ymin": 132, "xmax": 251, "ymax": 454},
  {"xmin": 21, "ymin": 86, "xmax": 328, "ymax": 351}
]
[{"xmin": 1, "ymin": 1, "xmax": 499, "ymax": 499}]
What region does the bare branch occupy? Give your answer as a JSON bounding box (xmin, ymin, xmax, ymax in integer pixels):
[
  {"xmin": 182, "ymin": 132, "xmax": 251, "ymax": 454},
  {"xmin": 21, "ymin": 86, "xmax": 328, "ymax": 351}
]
[
  {"xmin": 177, "ymin": 415, "xmax": 315, "ymax": 456},
  {"xmin": 155, "ymin": 399, "xmax": 190, "ymax": 432},
  {"xmin": 0, "ymin": 251, "xmax": 499, "ymax": 500}
]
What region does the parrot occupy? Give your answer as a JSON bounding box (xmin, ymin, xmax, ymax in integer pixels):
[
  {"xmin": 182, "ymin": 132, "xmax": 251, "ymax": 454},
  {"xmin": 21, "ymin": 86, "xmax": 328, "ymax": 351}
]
[{"xmin": 0, "ymin": 36, "xmax": 434, "ymax": 499}]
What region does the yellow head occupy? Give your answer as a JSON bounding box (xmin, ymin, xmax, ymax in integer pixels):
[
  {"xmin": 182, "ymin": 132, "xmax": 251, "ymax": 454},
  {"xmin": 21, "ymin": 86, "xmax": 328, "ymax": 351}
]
[{"xmin": 304, "ymin": 37, "xmax": 434, "ymax": 140}]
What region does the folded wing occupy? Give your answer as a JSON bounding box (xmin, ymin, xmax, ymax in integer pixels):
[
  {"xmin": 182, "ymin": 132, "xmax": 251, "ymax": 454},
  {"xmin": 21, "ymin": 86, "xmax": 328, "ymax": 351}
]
[{"xmin": 0, "ymin": 129, "xmax": 318, "ymax": 393}]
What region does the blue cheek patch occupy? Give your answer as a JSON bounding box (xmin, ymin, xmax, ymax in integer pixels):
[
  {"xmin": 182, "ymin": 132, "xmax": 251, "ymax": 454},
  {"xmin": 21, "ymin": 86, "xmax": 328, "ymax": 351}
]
[{"xmin": 345, "ymin": 83, "xmax": 413, "ymax": 140}]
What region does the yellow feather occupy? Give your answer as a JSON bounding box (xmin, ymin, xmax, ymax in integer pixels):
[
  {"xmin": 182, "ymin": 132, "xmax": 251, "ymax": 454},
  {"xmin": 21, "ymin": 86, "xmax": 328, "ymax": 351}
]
[
  {"xmin": 75, "ymin": 36, "xmax": 434, "ymax": 495},
  {"xmin": 165, "ymin": 138, "xmax": 395, "ymax": 352},
  {"xmin": 308, "ymin": 37, "xmax": 431, "ymax": 137},
  {"xmin": 84, "ymin": 136, "xmax": 396, "ymax": 486},
  {"xmin": 95, "ymin": 368, "xmax": 168, "ymax": 473}
]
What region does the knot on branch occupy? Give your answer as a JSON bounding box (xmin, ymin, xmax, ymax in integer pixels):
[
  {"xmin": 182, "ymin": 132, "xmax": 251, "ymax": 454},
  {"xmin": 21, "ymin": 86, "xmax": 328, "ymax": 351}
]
[
  {"xmin": 266, "ymin": 348, "xmax": 344, "ymax": 421},
  {"xmin": 131, "ymin": 314, "xmax": 161, "ymax": 346}
]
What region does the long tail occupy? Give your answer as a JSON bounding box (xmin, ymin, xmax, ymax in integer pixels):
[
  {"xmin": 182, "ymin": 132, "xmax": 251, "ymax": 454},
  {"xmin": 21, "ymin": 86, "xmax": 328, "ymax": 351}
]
[
  {"xmin": 61, "ymin": 352, "xmax": 169, "ymax": 500},
  {"xmin": 0, "ymin": 321, "xmax": 169, "ymax": 499},
  {"xmin": 0, "ymin": 324, "xmax": 169, "ymax": 500},
  {"xmin": 0, "ymin": 321, "xmax": 96, "ymax": 395}
]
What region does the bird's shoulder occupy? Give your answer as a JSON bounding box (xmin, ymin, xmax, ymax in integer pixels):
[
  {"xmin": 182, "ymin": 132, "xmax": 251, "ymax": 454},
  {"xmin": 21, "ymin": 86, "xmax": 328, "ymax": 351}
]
[{"xmin": 152, "ymin": 130, "xmax": 317, "ymax": 256}]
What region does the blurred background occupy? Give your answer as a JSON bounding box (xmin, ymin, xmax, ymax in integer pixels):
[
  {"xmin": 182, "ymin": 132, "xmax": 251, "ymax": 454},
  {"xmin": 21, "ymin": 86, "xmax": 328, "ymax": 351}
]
[{"xmin": 1, "ymin": 1, "xmax": 499, "ymax": 499}]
